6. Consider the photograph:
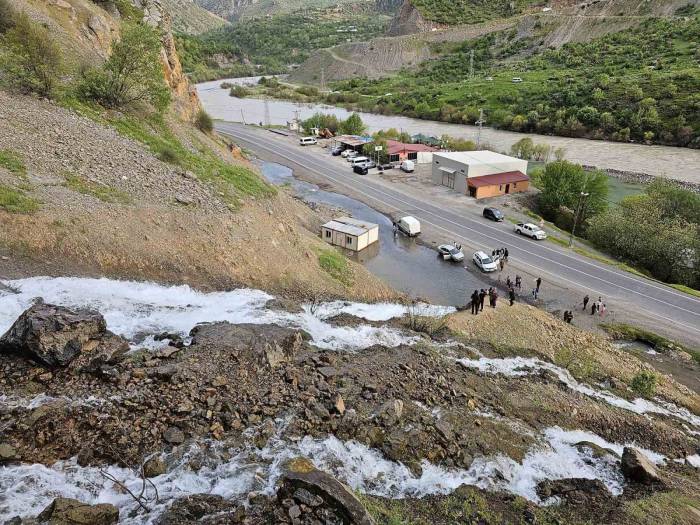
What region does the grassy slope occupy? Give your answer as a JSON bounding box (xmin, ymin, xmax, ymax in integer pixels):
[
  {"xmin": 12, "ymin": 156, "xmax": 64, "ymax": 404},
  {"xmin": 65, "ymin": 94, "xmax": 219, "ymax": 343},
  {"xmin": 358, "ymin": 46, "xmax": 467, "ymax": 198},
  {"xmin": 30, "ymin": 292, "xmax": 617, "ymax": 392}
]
[
  {"xmin": 330, "ymin": 12, "xmax": 700, "ymax": 146},
  {"xmin": 410, "ymin": 0, "xmax": 540, "ymax": 24}
]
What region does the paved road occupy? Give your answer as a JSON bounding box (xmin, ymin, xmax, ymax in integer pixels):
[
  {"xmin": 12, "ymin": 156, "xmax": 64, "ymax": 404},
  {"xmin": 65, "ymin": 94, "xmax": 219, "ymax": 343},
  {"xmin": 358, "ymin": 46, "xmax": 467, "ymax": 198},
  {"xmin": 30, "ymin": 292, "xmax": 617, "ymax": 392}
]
[{"xmin": 216, "ymin": 122, "xmax": 700, "ymax": 343}]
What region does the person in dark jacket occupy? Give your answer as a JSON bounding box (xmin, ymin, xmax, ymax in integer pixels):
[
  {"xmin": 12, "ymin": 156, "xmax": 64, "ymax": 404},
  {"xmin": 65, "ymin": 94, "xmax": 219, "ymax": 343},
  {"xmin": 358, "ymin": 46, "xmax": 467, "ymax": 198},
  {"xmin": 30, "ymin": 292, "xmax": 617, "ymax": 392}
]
[
  {"xmin": 504, "ymin": 248, "xmax": 509, "ymax": 260},
  {"xmin": 492, "ymin": 289, "xmax": 498, "ymax": 307},
  {"xmin": 509, "ymin": 287, "xmax": 515, "ymax": 306},
  {"xmin": 536, "ymin": 277, "xmax": 542, "ymax": 293},
  {"xmin": 479, "ymin": 289, "xmax": 487, "ymax": 311},
  {"xmin": 583, "ymin": 295, "xmax": 589, "ymax": 311},
  {"xmin": 471, "ymin": 290, "xmax": 480, "ymax": 315}
]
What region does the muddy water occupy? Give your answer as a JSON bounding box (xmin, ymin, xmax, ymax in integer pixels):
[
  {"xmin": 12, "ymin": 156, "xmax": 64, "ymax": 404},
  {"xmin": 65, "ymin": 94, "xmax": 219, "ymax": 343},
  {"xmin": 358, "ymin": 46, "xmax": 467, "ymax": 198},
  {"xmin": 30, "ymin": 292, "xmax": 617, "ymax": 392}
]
[
  {"xmin": 198, "ymin": 78, "xmax": 700, "ymax": 182},
  {"xmin": 260, "ymin": 162, "xmax": 489, "ymax": 306}
]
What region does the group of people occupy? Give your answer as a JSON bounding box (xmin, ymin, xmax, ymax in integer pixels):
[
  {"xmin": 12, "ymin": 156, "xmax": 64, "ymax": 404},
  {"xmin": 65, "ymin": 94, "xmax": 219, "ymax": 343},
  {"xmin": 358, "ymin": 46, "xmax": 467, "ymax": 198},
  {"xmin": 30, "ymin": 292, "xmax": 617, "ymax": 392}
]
[
  {"xmin": 491, "ymin": 247, "xmax": 509, "ymax": 261},
  {"xmin": 563, "ymin": 310, "xmax": 574, "ymax": 323},
  {"xmin": 505, "ymin": 275, "xmax": 522, "ymax": 290},
  {"xmin": 582, "ymin": 295, "xmax": 607, "ymax": 316},
  {"xmin": 469, "ymin": 287, "xmax": 502, "ymax": 314}
]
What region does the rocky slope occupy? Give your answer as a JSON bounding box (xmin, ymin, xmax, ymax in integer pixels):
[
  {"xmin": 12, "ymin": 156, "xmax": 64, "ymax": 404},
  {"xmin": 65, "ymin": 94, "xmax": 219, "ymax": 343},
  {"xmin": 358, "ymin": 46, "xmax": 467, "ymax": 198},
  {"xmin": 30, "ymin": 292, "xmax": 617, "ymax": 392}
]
[{"xmin": 156, "ymin": 0, "xmax": 229, "ymax": 34}]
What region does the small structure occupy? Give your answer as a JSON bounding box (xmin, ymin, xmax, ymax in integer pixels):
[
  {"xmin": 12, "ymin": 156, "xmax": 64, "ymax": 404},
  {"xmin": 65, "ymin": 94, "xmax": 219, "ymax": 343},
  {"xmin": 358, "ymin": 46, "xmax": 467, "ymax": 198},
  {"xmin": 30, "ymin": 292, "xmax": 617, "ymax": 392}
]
[
  {"xmin": 431, "ymin": 151, "xmax": 529, "ymax": 199},
  {"xmin": 386, "ymin": 140, "xmax": 438, "ymax": 164},
  {"xmin": 321, "ymin": 217, "xmax": 379, "ymax": 252},
  {"xmin": 335, "ymin": 135, "xmax": 373, "ymax": 152}
]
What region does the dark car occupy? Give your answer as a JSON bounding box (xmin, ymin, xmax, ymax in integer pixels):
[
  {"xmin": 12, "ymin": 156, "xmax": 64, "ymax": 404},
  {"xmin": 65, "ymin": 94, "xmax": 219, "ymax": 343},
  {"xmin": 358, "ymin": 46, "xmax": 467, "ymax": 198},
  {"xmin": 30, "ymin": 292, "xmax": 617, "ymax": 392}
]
[
  {"xmin": 353, "ymin": 165, "xmax": 369, "ymax": 175},
  {"xmin": 483, "ymin": 207, "xmax": 504, "ymax": 221},
  {"xmin": 377, "ymin": 163, "xmax": 394, "ymax": 171},
  {"xmin": 331, "ymin": 146, "xmax": 343, "ymax": 156}
]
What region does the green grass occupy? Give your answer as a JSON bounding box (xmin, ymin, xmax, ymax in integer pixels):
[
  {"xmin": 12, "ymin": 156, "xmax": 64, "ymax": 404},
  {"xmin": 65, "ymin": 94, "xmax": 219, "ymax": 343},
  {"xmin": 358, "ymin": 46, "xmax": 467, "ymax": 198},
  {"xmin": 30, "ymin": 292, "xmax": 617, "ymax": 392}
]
[
  {"xmin": 63, "ymin": 173, "xmax": 132, "ymax": 204},
  {"xmin": 0, "ymin": 184, "xmax": 39, "ymax": 213},
  {"xmin": 0, "ymin": 149, "xmax": 27, "ymax": 177},
  {"xmin": 317, "ymin": 247, "xmax": 353, "ymax": 286},
  {"xmin": 670, "ymin": 283, "xmax": 700, "ymax": 298}
]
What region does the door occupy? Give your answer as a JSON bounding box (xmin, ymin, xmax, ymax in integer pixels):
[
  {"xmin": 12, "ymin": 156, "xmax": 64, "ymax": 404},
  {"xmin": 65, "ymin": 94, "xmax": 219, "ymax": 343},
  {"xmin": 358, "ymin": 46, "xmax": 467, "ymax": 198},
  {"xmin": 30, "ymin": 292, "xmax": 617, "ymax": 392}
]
[{"xmin": 505, "ymin": 184, "xmax": 510, "ymax": 194}]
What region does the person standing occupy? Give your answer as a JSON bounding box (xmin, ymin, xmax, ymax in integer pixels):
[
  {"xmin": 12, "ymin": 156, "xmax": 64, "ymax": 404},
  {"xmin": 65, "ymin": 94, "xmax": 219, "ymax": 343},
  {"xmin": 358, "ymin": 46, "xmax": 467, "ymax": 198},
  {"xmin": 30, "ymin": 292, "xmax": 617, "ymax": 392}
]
[
  {"xmin": 536, "ymin": 277, "xmax": 542, "ymax": 293},
  {"xmin": 532, "ymin": 287, "xmax": 538, "ymax": 300},
  {"xmin": 500, "ymin": 258, "xmax": 505, "ymax": 271},
  {"xmin": 583, "ymin": 295, "xmax": 589, "ymax": 311},
  {"xmin": 471, "ymin": 290, "xmax": 480, "ymax": 315},
  {"xmin": 492, "ymin": 289, "xmax": 499, "ymax": 308},
  {"xmin": 509, "ymin": 287, "xmax": 515, "ymax": 306},
  {"xmin": 515, "ymin": 275, "xmax": 521, "ymax": 290},
  {"xmin": 599, "ymin": 303, "xmax": 607, "ymax": 317},
  {"xmin": 591, "ymin": 301, "xmax": 597, "ymax": 315},
  {"xmin": 506, "ymin": 276, "xmax": 512, "ymax": 289},
  {"xmin": 488, "ymin": 287, "xmax": 494, "ymax": 308},
  {"xmin": 504, "ymin": 248, "xmax": 509, "ymax": 261},
  {"xmin": 479, "ymin": 289, "xmax": 486, "ymax": 312}
]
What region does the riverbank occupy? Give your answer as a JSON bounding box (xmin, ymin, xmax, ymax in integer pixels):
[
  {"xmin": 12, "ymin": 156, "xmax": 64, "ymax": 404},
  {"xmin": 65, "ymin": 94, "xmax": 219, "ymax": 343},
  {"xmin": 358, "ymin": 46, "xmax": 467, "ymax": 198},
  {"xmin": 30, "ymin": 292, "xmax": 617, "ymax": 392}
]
[{"xmin": 197, "ymin": 78, "xmax": 700, "ymax": 185}]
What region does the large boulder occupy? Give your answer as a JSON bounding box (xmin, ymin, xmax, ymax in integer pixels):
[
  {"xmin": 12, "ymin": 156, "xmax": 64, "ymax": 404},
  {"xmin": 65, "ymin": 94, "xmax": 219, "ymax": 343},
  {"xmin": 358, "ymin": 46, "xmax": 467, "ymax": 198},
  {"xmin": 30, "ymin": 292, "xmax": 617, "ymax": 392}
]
[
  {"xmin": 0, "ymin": 302, "xmax": 127, "ymax": 368},
  {"xmin": 621, "ymin": 447, "xmax": 661, "ymax": 484},
  {"xmin": 278, "ymin": 457, "xmax": 375, "ymax": 525},
  {"xmin": 536, "ymin": 478, "xmax": 612, "ymax": 506},
  {"xmin": 155, "ymin": 494, "xmax": 244, "ymax": 524},
  {"xmin": 36, "ymin": 497, "xmax": 118, "ymax": 524}
]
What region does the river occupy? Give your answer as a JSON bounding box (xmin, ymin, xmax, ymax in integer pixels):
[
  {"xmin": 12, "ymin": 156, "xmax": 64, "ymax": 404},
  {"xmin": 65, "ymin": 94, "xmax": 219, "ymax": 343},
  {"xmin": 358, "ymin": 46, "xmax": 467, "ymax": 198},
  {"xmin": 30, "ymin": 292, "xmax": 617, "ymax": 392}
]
[{"xmin": 197, "ymin": 77, "xmax": 700, "ymax": 183}]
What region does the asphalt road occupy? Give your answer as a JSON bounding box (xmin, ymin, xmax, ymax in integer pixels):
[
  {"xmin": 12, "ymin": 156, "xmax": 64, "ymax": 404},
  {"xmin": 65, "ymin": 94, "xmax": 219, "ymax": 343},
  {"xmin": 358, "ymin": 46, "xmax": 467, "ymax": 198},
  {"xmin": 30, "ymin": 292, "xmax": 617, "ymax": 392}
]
[{"xmin": 216, "ymin": 122, "xmax": 700, "ymax": 344}]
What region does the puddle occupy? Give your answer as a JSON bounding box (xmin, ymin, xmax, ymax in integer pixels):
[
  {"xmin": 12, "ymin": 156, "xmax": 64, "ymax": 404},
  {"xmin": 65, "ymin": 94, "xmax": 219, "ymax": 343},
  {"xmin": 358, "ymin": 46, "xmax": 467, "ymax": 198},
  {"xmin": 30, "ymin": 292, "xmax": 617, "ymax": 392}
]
[{"xmin": 260, "ymin": 162, "xmax": 490, "ymax": 306}]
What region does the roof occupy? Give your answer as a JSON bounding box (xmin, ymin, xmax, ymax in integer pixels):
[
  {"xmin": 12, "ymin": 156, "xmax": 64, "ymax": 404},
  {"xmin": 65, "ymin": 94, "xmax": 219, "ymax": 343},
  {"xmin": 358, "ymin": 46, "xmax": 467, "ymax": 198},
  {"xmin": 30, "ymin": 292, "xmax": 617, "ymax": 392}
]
[
  {"xmin": 400, "ymin": 216, "xmax": 420, "ymax": 227},
  {"xmin": 386, "ymin": 140, "xmax": 438, "ymax": 155},
  {"xmin": 467, "ymin": 171, "xmax": 529, "ymax": 188},
  {"xmin": 335, "ymin": 135, "xmax": 373, "ymax": 147},
  {"xmin": 322, "ymin": 216, "xmax": 378, "ymax": 236},
  {"xmin": 434, "ymin": 150, "xmax": 523, "ymax": 165}
]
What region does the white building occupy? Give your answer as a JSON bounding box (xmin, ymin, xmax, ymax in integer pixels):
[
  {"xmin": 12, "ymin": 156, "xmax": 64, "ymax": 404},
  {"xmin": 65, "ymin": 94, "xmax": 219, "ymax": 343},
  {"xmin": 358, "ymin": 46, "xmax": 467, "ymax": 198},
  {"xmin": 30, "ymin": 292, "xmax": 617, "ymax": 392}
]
[
  {"xmin": 321, "ymin": 217, "xmax": 379, "ymax": 252},
  {"xmin": 431, "ymin": 151, "xmax": 529, "ymax": 199}
]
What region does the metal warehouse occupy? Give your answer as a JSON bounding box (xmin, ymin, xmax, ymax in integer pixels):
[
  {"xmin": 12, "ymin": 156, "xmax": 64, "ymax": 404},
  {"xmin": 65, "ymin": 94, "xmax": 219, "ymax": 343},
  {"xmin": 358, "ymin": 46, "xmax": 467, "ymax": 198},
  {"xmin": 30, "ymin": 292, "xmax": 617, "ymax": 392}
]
[
  {"xmin": 431, "ymin": 151, "xmax": 529, "ymax": 199},
  {"xmin": 321, "ymin": 217, "xmax": 379, "ymax": 252}
]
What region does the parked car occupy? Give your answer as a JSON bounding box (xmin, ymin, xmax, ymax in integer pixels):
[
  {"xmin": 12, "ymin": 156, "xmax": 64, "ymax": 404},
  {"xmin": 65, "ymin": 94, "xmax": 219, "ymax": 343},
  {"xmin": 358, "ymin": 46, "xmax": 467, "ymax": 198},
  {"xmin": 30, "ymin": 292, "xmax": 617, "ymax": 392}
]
[
  {"xmin": 349, "ymin": 156, "xmax": 370, "ymax": 166},
  {"xmin": 331, "ymin": 146, "xmax": 343, "ymax": 156},
  {"xmin": 514, "ymin": 222, "xmax": 547, "ymax": 240},
  {"xmin": 511, "ymin": 77, "xmax": 523, "ymax": 83},
  {"xmin": 437, "ymin": 244, "xmax": 464, "ymax": 262},
  {"xmin": 345, "ymin": 152, "xmax": 362, "ymax": 161},
  {"xmin": 353, "ymin": 165, "xmax": 369, "ymax": 175},
  {"xmin": 397, "ymin": 216, "xmax": 420, "ymax": 236},
  {"xmin": 483, "ymin": 207, "xmax": 504, "ymax": 222},
  {"xmin": 400, "ymin": 160, "xmax": 415, "ymax": 172},
  {"xmin": 472, "ymin": 251, "xmax": 498, "ymax": 272},
  {"xmin": 299, "ymin": 137, "xmax": 317, "ymax": 146},
  {"xmin": 341, "ymin": 149, "xmax": 356, "ymax": 158},
  {"xmin": 485, "ymin": 76, "xmax": 494, "ymax": 81},
  {"xmin": 357, "ymin": 160, "xmax": 376, "ymax": 169}
]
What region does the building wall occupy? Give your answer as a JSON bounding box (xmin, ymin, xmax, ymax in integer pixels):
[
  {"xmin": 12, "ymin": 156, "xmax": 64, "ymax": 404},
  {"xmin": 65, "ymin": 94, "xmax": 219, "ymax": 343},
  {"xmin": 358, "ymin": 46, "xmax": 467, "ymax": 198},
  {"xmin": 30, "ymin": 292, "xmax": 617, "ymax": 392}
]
[
  {"xmin": 416, "ymin": 152, "xmax": 433, "ymax": 164},
  {"xmin": 474, "ymin": 180, "xmax": 529, "ymax": 199},
  {"xmin": 322, "ymin": 226, "xmax": 377, "ymax": 251}
]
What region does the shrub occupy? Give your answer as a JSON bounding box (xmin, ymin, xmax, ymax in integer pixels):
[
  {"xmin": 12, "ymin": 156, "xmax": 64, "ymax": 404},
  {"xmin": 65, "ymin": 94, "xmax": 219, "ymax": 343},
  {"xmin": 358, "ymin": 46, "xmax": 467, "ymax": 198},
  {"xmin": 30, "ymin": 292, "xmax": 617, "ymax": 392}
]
[
  {"xmin": 630, "ymin": 371, "xmax": 657, "ymax": 398},
  {"xmin": 78, "ymin": 23, "xmax": 170, "ymax": 110},
  {"xmin": 0, "ymin": 0, "xmax": 15, "ymax": 33},
  {"xmin": 0, "ymin": 12, "xmax": 62, "ymax": 97},
  {"xmin": 229, "ymin": 85, "xmax": 249, "ymax": 98},
  {"xmin": 194, "ymin": 110, "xmax": 213, "ymax": 133},
  {"xmin": 157, "ymin": 146, "xmax": 181, "ymax": 165},
  {"xmin": 0, "ymin": 149, "xmax": 26, "ymax": 177},
  {"xmin": 0, "ymin": 184, "xmax": 39, "ymax": 213}
]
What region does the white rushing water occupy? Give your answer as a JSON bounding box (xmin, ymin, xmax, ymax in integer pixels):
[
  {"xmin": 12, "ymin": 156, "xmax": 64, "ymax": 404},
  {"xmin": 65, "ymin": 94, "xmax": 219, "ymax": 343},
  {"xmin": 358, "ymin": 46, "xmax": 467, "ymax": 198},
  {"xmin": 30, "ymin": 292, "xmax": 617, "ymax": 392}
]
[
  {"xmin": 0, "ymin": 424, "xmax": 667, "ymax": 523},
  {"xmin": 456, "ymin": 356, "xmax": 700, "ymax": 429},
  {"xmin": 0, "ymin": 277, "xmax": 452, "ymax": 351}
]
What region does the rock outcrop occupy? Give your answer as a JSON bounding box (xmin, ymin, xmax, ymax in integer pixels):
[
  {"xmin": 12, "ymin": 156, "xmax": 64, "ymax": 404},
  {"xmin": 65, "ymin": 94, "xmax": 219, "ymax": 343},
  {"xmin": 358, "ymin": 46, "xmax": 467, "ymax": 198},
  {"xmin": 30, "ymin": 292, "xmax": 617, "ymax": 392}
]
[
  {"xmin": 536, "ymin": 478, "xmax": 611, "ymax": 506},
  {"xmin": 0, "ymin": 302, "xmax": 127, "ymax": 368},
  {"xmin": 278, "ymin": 457, "xmax": 375, "ymax": 525},
  {"xmin": 36, "ymin": 497, "xmax": 119, "ymax": 525},
  {"xmin": 621, "ymin": 447, "xmax": 661, "ymax": 484},
  {"xmin": 386, "ymin": 0, "xmax": 442, "ymax": 36}
]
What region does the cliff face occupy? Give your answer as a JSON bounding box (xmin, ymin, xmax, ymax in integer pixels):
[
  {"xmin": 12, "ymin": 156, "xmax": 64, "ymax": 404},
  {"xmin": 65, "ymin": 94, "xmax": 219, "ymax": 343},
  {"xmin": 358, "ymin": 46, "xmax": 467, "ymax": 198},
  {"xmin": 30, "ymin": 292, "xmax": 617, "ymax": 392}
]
[{"xmin": 386, "ymin": 0, "xmax": 441, "ymax": 36}]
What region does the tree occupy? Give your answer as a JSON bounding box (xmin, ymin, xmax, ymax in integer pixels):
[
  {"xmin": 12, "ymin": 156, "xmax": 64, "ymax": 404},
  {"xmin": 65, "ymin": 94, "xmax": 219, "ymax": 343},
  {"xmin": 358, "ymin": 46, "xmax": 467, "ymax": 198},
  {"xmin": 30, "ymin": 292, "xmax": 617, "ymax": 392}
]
[
  {"xmin": 301, "ymin": 112, "xmax": 340, "ymax": 134},
  {"xmin": 78, "ymin": 23, "xmax": 170, "ymax": 110},
  {"xmin": 338, "ymin": 113, "xmax": 367, "ymax": 135},
  {"xmin": 0, "ymin": 12, "xmax": 62, "ymax": 97},
  {"xmin": 538, "ymin": 161, "xmax": 609, "ymax": 223},
  {"xmin": 510, "ymin": 138, "xmax": 535, "ymax": 159},
  {"xmin": 194, "ymin": 110, "xmax": 213, "ymax": 133}
]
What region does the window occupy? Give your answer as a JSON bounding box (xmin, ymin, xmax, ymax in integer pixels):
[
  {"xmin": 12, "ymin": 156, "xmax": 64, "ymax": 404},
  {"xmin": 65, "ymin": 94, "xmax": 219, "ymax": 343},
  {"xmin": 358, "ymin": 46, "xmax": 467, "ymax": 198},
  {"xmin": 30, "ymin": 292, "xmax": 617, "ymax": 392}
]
[
  {"xmin": 442, "ymin": 172, "xmax": 455, "ymax": 189},
  {"xmin": 325, "ymin": 230, "xmax": 331, "ymax": 238},
  {"xmin": 390, "ymin": 154, "xmax": 400, "ymax": 162},
  {"xmin": 346, "ymin": 236, "xmax": 353, "ymax": 245},
  {"xmin": 408, "ymin": 152, "xmax": 417, "ymax": 160}
]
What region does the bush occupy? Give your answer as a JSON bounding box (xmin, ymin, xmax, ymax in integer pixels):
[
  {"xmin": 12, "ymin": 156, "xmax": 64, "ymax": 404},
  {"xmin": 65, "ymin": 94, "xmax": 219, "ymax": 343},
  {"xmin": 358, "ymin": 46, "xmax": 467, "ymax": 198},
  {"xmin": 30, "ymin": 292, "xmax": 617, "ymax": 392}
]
[
  {"xmin": 194, "ymin": 110, "xmax": 213, "ymax": 133},
  {"xmin": 0, "ymin": 12, "xmax": 62, "ymax": 97},
  {"xmin": 229, "ymin": 85, "xmax": 249, "ymax": 98},
  {"xmin": 78, "ymin": 23, "xmax": 170, "ymax": 110},
  {"xmin": 0, "ymin": 0, "xmax": 15, "ymax": 33},
  {"xmin": 630, "ymin": 371, "xmax": 657, "ymax": 398}
]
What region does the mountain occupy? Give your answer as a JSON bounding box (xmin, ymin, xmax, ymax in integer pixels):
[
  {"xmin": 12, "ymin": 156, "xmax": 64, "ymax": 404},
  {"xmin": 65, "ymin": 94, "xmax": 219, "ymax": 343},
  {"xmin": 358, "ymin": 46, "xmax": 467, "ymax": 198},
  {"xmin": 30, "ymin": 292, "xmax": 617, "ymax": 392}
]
[
  {"xmin": 193, "ymin": 0, "xmax": 372, "ymax": 20},
  {"xmin": 158, "ymin": 0, "xmax": 229, "ymax": 34}
]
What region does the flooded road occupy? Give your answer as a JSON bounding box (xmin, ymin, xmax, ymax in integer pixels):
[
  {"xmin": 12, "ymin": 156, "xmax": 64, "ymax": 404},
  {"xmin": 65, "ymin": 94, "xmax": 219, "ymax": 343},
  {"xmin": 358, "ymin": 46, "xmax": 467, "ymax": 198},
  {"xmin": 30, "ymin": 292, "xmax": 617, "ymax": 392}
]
[
  {"xmin": 198, "ymin": 78, "xmax": 700, "ymax": 183},
  {"xmin": 260, "ymin": 162, "xmax": 490, "ymax": 306}
]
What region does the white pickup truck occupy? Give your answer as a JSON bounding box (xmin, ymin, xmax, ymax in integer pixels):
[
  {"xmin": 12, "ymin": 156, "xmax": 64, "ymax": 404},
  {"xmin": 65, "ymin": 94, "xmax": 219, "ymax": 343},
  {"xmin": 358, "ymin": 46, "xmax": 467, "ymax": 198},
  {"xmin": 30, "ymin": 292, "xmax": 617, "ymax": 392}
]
[{"xmin": 514, "ymin": 222, "xmax": 547, "ymax": 240}]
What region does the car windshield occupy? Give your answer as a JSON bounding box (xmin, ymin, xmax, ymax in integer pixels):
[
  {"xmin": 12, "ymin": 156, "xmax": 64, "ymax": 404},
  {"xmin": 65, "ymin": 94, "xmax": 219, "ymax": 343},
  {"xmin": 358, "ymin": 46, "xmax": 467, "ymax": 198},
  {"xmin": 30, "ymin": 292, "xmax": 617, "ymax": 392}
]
[
  {"xmin": 482, "ymin": 256, "xmax": 493, "ymax": 264},
  {"xmin": 449, "ymin": 248, "xmax": 461, "ymax": 255}
]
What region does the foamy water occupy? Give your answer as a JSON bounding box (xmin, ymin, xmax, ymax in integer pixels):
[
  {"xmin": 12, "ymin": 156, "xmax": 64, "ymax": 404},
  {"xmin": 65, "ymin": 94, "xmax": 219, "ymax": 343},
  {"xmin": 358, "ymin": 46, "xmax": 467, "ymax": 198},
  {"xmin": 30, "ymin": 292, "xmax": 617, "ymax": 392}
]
[
  {"xmin": 0, "ymin": 277, "xmax": 449, "ymax": 351},
  {"xmin": 457, "ymin": 356, "xmax": 700, "ymax": 429},
  {"xmin": 0, "ymin": 424, "xmax": 668, "ymax": 523}
]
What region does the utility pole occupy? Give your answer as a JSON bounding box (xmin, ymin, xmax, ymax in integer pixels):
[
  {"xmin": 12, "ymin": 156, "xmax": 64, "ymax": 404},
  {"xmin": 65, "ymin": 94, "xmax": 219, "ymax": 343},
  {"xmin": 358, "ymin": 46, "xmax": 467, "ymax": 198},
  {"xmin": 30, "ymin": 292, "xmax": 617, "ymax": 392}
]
[
  {"xmin": 264, "ymin": 99, "xmax": 271, "ymax": 128},
  {"xmin": 569, "ymin": 192, "xmax": 589, "ymax": 247},
  {"xmin": 320, "ymin": 67, "xmax": 326, "ymax": 92},
  {"xmin": 469, "ymin": 49, "xmax": 474, "ymax": 81},
  {"xmin": 240, "ymin": 109, "xmax": 246, "ymax": 125},
  {"xmin": 475, "ymin": 108, "xmax": 485, "ymax": 148}
]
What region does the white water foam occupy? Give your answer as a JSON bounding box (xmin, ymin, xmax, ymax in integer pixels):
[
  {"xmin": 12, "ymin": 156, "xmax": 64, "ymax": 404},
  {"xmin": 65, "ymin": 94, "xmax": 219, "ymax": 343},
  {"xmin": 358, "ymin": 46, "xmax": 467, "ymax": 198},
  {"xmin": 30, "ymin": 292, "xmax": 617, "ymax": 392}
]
[
  {"xmin": 311, "ymin": 301, "xmax": 455, "ymax": 321},
  {"xmin": 687, "ymin": 454, "xmax": 700, "ymax": 468},
  {"xmin": 456, "ymin": 356, "xmax": 700, "ymax": 429},
  {"xmin": 0, "ymin": 277, "xmax": 420, "ymax": 351},
  {"xmin": 0, "ymin": 425, "xmax": 669, "ymax": 523}
]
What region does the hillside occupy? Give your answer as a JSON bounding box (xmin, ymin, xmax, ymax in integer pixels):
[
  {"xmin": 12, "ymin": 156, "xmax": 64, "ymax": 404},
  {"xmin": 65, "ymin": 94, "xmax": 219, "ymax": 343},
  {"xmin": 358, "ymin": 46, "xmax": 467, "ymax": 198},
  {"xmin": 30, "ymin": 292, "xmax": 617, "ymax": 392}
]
[
  {"xmin": 193, "ymin": 0, "xmax": 372, "ymax": 20},
  {"xmin": 158, "ymin": 0, "xmax": 229, "ymax": 34}
]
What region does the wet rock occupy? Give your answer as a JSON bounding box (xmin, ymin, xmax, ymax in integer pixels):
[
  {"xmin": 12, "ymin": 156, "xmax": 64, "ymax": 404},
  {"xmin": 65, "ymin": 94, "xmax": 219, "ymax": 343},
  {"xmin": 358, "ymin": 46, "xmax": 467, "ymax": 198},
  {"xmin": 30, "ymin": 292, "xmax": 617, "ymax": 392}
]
[
  {"xmin": 265, "ymin": 298, "xmax": 304, "ymax": 314},
  {"xmin": 292, "ymin": 488, "xmax": 324, "ymax": 507},
  {"xmin": 156, "ymin": 494, "xmax": 242, "ymax": 524},
  {"xmin": 621, "ymin": 447, "xmax": 660, "ymax": 484},
  {"xmin": 537, "ymin": 478, "xmax": 611, "ymax": 506},
  {"xmin": 144, "ymin": 455, "xmax": 167, "ymax": 478},
  {"xmin": 278, "ymin": 457, "xmax": 375, "ymax": 525},
  {"xmin": 0, "ymin": 443, "xmax": 17, "ymax": 461},
  {"xmin": 575, "ymin": 441, "xmax": 619, "ymax": 459},
  {"xmin": 36, "ymin": 497, "xmax": 118, "ymax": 524},
  {"xmin": 0, "ymin": 302, "xmax": 113, "ymax": 367},
  {"xmin": 76, "ymin": 447, "xmax": 93, "ymax": 467},
  {"xmin": 163, "ymin": 426, "xmax": 185, "ymax": 445}
]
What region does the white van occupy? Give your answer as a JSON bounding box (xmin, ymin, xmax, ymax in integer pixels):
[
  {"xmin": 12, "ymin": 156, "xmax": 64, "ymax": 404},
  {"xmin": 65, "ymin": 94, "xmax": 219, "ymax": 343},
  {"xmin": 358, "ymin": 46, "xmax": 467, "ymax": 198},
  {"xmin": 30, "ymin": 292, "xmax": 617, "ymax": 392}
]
[
  {"xmin": 511, "ymin": 77, "xmax": 523, "ymax": 83},
  {"xmin": 299, "ymin": 136, "xmax": 317, "ymax": 146},
  {"xmin": 400, "ymin": 160, "xmax": 415, "ymax": 172},
  {"xmin": 350, "ymin": 156, "xmax": 369, "ymax": 166},
  {"xmin": 398, "ymin": 216, "xmax": 420, "ymax": 236}
]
